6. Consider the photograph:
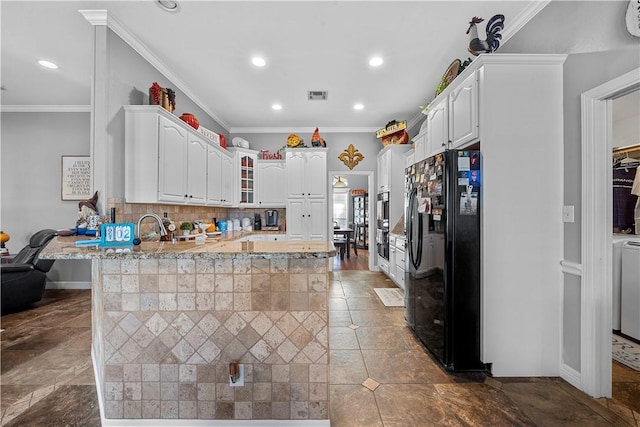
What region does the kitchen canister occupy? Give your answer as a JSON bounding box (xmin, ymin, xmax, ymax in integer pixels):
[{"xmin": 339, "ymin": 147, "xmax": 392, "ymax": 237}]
[{"xmin": 217, "ymin": 220, "xmax": 227, "ymax": 232}]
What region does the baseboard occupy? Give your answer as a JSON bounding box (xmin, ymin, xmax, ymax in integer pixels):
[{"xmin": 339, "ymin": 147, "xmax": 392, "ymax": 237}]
[
  {"xmin": 101, "ymin": 419, "xmax": 330, "ymax": 426},
  {"xmin": 560, "ymin": 362, "xmax": 582, "ymax": 391},
  {"xmin": 46, "ymin": 281, "xmax": 91, "ymax": 290}
]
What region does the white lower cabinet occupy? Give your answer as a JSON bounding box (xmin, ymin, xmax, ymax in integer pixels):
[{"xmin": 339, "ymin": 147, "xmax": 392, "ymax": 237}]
[
  {"xmin": 235, "ymin": 234, "xmax": 287, "ymax": 242},
  {"xmin": 378, "ymin": 258, "xmax": 389, "ymax": 275},
  {"xmin": 263, "ymin": 234, "xmax": 286, "ymax": 241},
  {"xmin": 395, "ymin": 240, "xmax": 406, "ymax": 291},
  {"xmin": 286, "ymin": 198, "xmax": 327, "ymax": 241},
  {"xmin": 383, "ymin": 234, "xmax": 406, "ymax": 290}
]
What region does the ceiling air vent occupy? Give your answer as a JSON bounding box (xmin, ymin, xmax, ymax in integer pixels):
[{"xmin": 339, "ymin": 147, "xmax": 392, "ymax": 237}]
[{"xmin": 308, "ymin": 91, "xmax": 328, "ymax": 101}]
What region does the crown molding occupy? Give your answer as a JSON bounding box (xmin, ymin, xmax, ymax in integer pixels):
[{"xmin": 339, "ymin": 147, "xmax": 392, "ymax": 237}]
[
  {"xmin": 230, "ymin": 126, "xmax": 379, "ymax": 134},
  {"xmin": 80, "ymin": 10, "xmax": 231, "ymax": 132},
  {"xmin": 79, "ymin": 9, "xmax": 107, "ymax": 26},
  {"xmin": 407, "ymin": 111, "xmax": 426, "ymax": 133},
  {"xmin": 501, "ymin": 0, "xmax": 551, "ymax": 43},
  {"xmin": 0, "ymin": 105, "xmax": 91, "ymax": 113}
]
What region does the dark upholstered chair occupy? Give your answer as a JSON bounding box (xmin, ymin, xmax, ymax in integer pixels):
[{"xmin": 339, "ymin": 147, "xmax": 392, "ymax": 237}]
[{"xmin": 1, "ymin": 229, "xmax": 57, "ymax": 314}]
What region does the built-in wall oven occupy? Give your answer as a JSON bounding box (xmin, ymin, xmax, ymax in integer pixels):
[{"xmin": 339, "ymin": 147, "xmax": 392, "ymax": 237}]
[{"xmin": 376, "ymin": 192, "xmax": 390, "ymax": 260}]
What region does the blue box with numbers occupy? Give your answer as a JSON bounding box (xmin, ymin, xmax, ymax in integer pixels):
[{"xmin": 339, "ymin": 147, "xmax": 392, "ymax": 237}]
[{"xmin": 99, "ymin": 223, "xmax": 135, "ymax": 247}]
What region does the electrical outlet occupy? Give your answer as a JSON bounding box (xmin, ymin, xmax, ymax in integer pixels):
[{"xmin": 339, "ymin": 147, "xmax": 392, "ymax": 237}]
[
  {"xmin": 229, "ymin": 363, "xmax": 244, "ymax": 387},
  {"xmin": 562, "ymin": 206, "xmax": 575, "ymax": 223}
]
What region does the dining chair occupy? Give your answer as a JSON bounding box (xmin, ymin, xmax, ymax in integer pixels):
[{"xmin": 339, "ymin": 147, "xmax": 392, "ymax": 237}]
[{"xmin": 349, "ymin": 224, "xmax": 358, "ymax": 256}]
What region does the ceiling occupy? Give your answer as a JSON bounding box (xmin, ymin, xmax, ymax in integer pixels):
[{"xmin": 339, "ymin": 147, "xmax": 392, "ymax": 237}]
[{"xmin": 1, "ymin": 1, "xmax": 544, "ymax": 133}]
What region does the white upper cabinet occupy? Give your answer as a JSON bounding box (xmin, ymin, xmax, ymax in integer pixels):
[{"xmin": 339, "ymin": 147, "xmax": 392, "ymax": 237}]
[
  {"xmin": 157, "ymin": 115, "xmax": 189, "ymax": 203},
  {"xmin": 425, "ymin": 101, "xmax": 448, "ymax": 156},
  {"xmin": 411, "ymin": 132, "xmax": 427, "ymax": 165},
  {"xmin": 377, "ymin": 149, "xmax": 390, "ymax": 193},
  {"xmin": 124, "ymin": 105, "xmax": 228, "ymax": 206},
  {"xmin": 206, "ymin": 144, "xmax": 233, "ymax": 206},
  {"xmin": 220, "ymin": 154, "xmax": 233, "ymax": 206},
  {"xmin": 227, "ymin": 148, "xmax": 258, "ymax": 207},
  {"xmin": 256, "ymin": 160, "xmax": 286, "ymax": 207},
  {"xmin": 286, "ymin": 148, "xmax": 327, "ymax": 199},
  {"xmin": 448, "ymin": 70, "xmax": 479, "ymax": 148},
  {"xmin": 186, "ymin": 134, "xmax": 208, "ymax": 204}
]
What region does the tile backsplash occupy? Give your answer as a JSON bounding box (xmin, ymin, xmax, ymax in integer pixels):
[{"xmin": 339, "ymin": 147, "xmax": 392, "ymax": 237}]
[{"xmin": 108, "ymin": 199, "xmax": 285, "ymax": 234}]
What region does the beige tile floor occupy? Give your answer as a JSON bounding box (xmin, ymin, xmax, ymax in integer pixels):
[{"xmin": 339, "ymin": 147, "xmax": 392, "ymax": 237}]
[{"xmin": 2, "ymin": 272, "xmax": 640, "ymax": 426}]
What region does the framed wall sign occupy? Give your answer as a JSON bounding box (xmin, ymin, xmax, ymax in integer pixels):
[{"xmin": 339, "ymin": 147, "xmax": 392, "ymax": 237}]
[{"xmin": 61, "ymin": 156, "xmax": 92, "ymax": 200}]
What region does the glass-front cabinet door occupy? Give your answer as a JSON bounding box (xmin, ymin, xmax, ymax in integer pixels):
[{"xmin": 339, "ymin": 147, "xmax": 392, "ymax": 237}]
[{"xmin": 239, "ymin": 153, "xmax": 255, "ymax": 205}]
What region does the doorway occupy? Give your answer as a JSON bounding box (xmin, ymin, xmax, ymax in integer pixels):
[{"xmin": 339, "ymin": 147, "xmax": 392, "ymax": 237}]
[
  {"xmin": 579, "ymin": 67, "xmax": 640, "ymax": 399},
  {"xmin": 328, "ymin": 171, "xmax": 374, "ymax": 271}
]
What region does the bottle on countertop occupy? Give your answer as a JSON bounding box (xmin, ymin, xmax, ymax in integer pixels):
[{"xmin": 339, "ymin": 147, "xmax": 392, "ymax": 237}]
[{"xmin": 161, "ymin": 211, "xmax": 176, "ymax": 241}]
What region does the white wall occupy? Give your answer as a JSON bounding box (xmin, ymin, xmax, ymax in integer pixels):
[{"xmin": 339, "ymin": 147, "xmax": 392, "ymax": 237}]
[
  {"xmin": 106, "ymin": 29, "xmax": 229, "ymax": 201},
  {"xmin": 1, "ymin": 112, "xmax": 92, "ymax": 283},
  {"xmin": 501, "ymin": 0, "xmax": 640, "ymax": 373}
]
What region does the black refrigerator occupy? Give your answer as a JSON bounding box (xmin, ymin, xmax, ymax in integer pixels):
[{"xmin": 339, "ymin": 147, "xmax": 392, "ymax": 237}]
[{"xmin": 404, "ymin": 150, "xmax": 484, "ymax": 371}]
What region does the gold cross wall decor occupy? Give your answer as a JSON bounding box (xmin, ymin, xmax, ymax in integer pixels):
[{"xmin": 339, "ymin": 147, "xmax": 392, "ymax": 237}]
[{"xmin": 338, "ymin": 144, "xmax": 365, "ymax": 170}]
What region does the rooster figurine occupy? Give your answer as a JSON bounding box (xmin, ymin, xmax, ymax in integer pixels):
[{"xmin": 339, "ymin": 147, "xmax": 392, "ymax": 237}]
[{"xmin": 466, "ymin": 14, "xmax": 505, "ymax": 56}]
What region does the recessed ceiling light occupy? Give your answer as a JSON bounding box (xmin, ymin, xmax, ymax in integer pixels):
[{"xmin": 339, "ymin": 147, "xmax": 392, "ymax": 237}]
[
  {"xmin": 369, "ymin": 57, "xmax": 383, "ymax": 67},
  {"xmin": 156, "ymin": 0, "xmax": 180, "ymax": 12},
  {"xmin": 272, "ymin": 104, "xmax": 282, "ymax": 110},
  {"xmin": 353, "ymin": 103, "xmax": 364, "ymax": 110},
  {"xmin": 38, "ymin": 60, "xmax": 59, "ymax": 69},
  {"xmin": 252, "ymin": 57, "xmax": 266, "ymax": 67}
]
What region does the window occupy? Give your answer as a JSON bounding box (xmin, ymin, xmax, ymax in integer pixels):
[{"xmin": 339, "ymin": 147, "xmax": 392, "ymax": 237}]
[{"xmin": 332, "ymin": 188, "xmax": 350, "ymax": 229}]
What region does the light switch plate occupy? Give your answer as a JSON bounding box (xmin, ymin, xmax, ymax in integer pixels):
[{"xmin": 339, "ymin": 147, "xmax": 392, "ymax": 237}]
[{"xmin": 562, "ymin": 206, "xmax": 575, "ymax": 223}]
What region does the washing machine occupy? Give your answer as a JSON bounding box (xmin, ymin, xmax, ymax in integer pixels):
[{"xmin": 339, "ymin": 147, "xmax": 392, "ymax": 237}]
[{"xmin": 621, "ymin": 240, "xmax": 640, "ymax": 341}]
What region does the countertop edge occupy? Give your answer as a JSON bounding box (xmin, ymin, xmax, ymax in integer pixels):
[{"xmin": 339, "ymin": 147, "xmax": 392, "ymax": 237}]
[{"xmin": 40, "ymin": 233, "xmax": 338, "ymax": 260}]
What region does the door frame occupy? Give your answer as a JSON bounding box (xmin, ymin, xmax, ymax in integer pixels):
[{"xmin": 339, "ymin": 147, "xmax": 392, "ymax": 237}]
[
  {"xmin": 580, "ymin": 67, "xmax": 639, "ymax": 398},
  {"xmin": 328, "ymin": 171, "xmax": 375, "ymax": 271}
]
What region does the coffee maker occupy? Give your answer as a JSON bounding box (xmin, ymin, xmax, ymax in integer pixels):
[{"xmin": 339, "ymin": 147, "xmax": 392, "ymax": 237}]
[
  {"xmin": 265, "ymin": 210, "xmax": 279, "ymax": 229},
  {"xmin": 253, "ymin": 213, "xmax": 262, "ymax": 231}
]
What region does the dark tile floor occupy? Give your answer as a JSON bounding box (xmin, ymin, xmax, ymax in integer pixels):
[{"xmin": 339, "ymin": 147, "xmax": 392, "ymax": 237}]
[{"xmin": 2, "ymin": 273, "xmax": 639, "ymax": 426}]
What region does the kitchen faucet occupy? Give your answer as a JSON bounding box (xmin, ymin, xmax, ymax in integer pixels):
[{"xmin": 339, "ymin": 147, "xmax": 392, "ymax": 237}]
[{"xmin": 136, "ymin": 213, "xmax": 168, "ymax": 240}]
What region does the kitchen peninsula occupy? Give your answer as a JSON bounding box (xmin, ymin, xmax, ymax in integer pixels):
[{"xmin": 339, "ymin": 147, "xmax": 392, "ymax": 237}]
[{"xmin": 40, "ymin": 233, "xmax": 335, "ymax": 425}]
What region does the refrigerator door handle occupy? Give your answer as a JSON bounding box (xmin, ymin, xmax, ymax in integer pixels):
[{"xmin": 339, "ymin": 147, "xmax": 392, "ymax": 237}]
[{"xmin": 409, "ymin": 188, "xmax": 422, "ymax": 270}]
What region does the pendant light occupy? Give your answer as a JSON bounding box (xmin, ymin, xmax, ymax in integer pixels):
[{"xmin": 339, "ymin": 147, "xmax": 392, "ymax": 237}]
[{"xmin": 333, "ymin": 176, "xmax": 347, "ymax": 188}]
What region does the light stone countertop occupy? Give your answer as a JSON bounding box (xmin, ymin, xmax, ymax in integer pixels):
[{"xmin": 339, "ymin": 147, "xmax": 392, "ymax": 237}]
[{"xmin": 40, "ymin": 231, "xmax": 337, "ymax": 260}]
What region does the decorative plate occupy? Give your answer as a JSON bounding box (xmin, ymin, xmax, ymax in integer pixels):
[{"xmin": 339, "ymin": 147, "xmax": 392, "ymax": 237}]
[
  {"xmin": 443, "ymin": 59, "xmax": 461, "ymax": 86},
  {"xmin": 436, "ymin": 59, "xmax": 461, "ymax": 96}
]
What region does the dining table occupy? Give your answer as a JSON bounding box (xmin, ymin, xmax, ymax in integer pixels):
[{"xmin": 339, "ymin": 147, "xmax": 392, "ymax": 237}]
[{"xmin": 333, "ymin": 228, "xmax": 354, "ymax": 258}]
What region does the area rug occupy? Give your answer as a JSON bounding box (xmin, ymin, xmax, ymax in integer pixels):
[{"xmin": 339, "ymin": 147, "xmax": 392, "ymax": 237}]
[
  {"xmin": 612, "ymin": 334, "xmax": 640, "ymax": 371},
  {"xmin": 374, "ymin": 288, "xmax": 404, "ymax": 307}
]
